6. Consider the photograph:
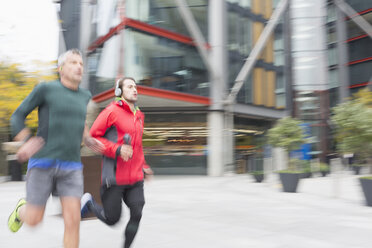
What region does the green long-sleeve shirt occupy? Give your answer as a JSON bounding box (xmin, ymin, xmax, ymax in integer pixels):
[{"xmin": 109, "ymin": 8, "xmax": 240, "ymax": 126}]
[{"xmin": 11, "ymin": 80, "xmax": 91, "ymax": 162}]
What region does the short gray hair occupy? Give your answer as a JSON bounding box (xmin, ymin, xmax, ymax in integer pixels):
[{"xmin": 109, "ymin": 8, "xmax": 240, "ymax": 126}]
[{"xmin": 57, "ymin": 49, "xmax": 82, "ymax": 67}]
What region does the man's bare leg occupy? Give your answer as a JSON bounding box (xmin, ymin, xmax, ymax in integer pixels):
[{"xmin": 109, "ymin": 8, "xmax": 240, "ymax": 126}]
[
  {"xmin": 20, "ymin": 203, "xmax": 45, "ymax": 226},
  {"xmin": 61, "ymin": 197, "xmax": 81, "ymax": 248},
  {"xmin": 8, "ymin": 200, "xmax": 45, "ymax": 232}
]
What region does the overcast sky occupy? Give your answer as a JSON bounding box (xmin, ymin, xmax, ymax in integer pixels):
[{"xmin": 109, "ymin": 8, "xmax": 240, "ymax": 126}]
[{"xmin": 0, "ymin": 0, "xmax": 59, "ymax": 69}]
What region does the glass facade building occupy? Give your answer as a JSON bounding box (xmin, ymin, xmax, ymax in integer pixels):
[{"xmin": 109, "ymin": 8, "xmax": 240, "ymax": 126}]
[
  {"xmin": 327, "ymin": 0, "xmax": 372, "ymax": 96},
  {"xmin": 60, "ymin": 0, "xmax": 287, "ymax": 175}
]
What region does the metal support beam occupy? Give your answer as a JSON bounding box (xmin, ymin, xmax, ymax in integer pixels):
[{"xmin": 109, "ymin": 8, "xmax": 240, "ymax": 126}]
[
  {"xmin": 334, "ymin": 0, "xmax": 372, "ymax": 39},
  {"xmin": 336, "ymin": 5, "xmax": 350, "ymax": 102},
  {"xmin": 283, "ymin": 3, "xmax": 293, "ymax": 116},
  {"xmin": 175, "ymin": 0, "xmax": 214, "ymax": 75},
  {"xmin": 225, "ymin": 0, "xmax": 289, "ymax": 104}
]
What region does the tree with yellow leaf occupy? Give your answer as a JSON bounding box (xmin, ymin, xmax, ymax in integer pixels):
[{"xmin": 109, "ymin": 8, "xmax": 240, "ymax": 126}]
[{"xmin": 0, "ymin": 62, "xmax": 58, "ymax": 135}]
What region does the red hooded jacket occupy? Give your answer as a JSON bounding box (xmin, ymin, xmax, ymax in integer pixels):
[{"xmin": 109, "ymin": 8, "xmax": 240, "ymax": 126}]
[{"xmin": 90, "ymin": 100, "xmax": 150, "ymax": 186}]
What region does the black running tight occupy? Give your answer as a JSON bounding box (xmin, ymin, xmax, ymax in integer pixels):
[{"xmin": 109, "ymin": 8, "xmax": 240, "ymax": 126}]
[{"xmin": 88, "ymin": 181, "xmax": 145, "ymax": 248}]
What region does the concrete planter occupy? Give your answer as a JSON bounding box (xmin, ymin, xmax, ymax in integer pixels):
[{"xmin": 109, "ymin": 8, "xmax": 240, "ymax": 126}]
[
  {"xmin": 360, "ymin": 178, "xmax": 372, "ymax": 206},
  {"xmin": 253, "ymin": 173, "xmax": 264, "ymax": 183},
  {"xmin": 279, "ymin": 172, "xmax": 301, "ymax": 193}
]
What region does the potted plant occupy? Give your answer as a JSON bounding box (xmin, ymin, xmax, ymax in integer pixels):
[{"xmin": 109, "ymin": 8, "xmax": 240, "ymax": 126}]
[
  {"xmin": 331, "ymin": 89, "xmax": 372, "ymax": 206},
  {"xmin": 298, "ymin": 159, "xmax": 312, "ymax": 178},
  {"xmin": 319, "ymin": 162, "xmax": 330, "ymax": 177},
  {"xmin": 250, "ymin": 170, "xmax": 264, "ymax": 183},
  {"xmin": 249, "ymin": 154, "xmax": 264, "ymax": 182},
  {"xmin": 267, "ymin": 117, "xmax": 307, "ymax": 192}
]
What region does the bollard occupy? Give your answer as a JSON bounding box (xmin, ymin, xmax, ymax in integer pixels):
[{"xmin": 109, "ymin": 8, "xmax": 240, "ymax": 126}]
[{"xmin": 7, "ymin": 154, "xmax": 23, "ymax": 181}]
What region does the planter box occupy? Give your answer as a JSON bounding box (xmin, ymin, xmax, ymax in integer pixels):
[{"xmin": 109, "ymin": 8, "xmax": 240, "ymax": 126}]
[
  {"xmin": 279, "ymin": 173, "xmax": 301, "ymax": 193},
  {"xmin": 360, "ymin": 178, "xmax": 372, "ymax": 206}
]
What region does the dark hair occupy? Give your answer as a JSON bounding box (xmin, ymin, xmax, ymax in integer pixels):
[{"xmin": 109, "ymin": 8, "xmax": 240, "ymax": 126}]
[{"xmin": 116, "ymin": 77, "xmax": 136, "ymax": 92}]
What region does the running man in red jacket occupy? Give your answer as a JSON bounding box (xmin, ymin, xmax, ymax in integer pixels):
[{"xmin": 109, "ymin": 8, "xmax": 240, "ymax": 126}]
[{"xmin": 81, "ymin": 77, "xmax": 153, "ymax": 248}]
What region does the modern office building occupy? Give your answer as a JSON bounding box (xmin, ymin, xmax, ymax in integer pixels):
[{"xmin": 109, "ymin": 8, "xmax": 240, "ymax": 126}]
[
  {"xmin": 327, "ymin": 0, "xmax": 372, "ymax": 99},
  {"xmin": 57, "ymin": 0, "xmax": 291, "ymax": 175},
  {"xmin": 324, "ymin": 0, "xmax": 372, "ymax": 156},
  {"xmin": 284, "ymin": 0, "xmax": 372, "ymax": 163},
  {"xmin": 56, "ymin": 0, "xmax": 372, "ymax": 175}
]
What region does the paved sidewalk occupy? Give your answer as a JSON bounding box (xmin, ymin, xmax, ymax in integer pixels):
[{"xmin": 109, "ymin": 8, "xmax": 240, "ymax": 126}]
[{"xmin": 1, "ymin": 172, "xmax": 372, "ymax": 248}]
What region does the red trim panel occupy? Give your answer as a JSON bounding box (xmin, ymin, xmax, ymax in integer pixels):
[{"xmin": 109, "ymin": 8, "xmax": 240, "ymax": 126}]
[
  {"xmin": 88, "ymin": 21, "xmax": 126, "ymax": 53},
  {"xmin": 349, "ymin": 82, "xmax": 370, "ymax": 89},
  {"xmin": 358, "ymin": 8, "xmax": 372, "ymax": 15},
  {"xmin": 346, "ymin": 8, "xmax": 372, "ymax": 20},
  {"xmin": 347, "ymin": 34, "xmax": 368, "ymax": 43},
  {"xmin": 92, "ymin": 89, "xmax": 115, "ymax": 103},
  {"xmin": 348, "ymin": 57, "xmax": 372, "ymax": 65},
  {"xmin": 88, "ymin": 18, "xmax": 210, "ymax": 53},
  {"xmin": 125, "ymin": 18, "xmax": 195, "ymax": 46},
  {"xmin": 92, "ymin": 85, "xmax": 211, "ymax": 105}
]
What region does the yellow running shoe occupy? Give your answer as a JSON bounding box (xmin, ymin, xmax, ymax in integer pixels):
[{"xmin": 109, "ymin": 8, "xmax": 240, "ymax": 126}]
[{"xmin": 8, "ymin": 198, "xmax": 26, "ymax": 232}]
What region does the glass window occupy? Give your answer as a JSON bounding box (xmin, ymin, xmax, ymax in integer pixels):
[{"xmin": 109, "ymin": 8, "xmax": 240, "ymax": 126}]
[
  {"xmin": 228, "ymin": 11, "xmax": 240, "ymax": 51},
  {"xmin": 237, "ymin": 75, "xmax": 253, "ymax": 104},
  {"xmin": 228, "ymin": 53, "xmax": 244, "ymax": 89},
  {"xmin": 328, "ymin": 47, "xmax": 337, "ymax": 66},
  {"xmin": 349, "ymin": 62, "xmax": 372, "ymax": 86},
  {"xmin": 274, "ymin": 32, "xmax": 284, "ymax": 50},
  {"xmin": 240, "ymin": 16, "xmax": 252, "ymax": 56},
  {"xmin": 327, "ymin": 30, "xmax": 337, "ymax": 44},
  {"xmin": 346, "ymin": 12, "xmax": 372, "ymax": 39},
  {"xmin": 346, "ymin": 0, "xmax": 372, "ymax": 13},
  {"xmin": 276, "ymin": 93, "xmax": 285, "ymax": 108},
  {"xmin": 274, "ymin": 50, "xmax": 284, "ymax": 66},
  {"xmin": 273, "ymin": 0, "xmax": 281, "ymax": 8},
  {"xmin": 88, "ymin": 29, "xmax": 209, "ymax": 97},
  {"xmin": 88, "ymin": 48, "xmax": 116, "ymax": 95},
  {"xmin": 276, "ymin": 73, "xmax": 284, "ymax": 90},
  {"xmin": 240, "ymin": 0, "xmax": 251, "ymax": 8},
  {"xmin": 126, "ymin": 0, "xmax": 208, "ymax": 38},
  {"xmin": 327, "ymin": 4, "xmax": 336, "ymax": 23},
  {"xmin": 328, "ymin": 69, "xmax": 338, "ymax": 89},
  {"xmin": 274, "ymin": 30, "xmax": 284, "ymax": 66},
  {"xmin": 275, "ymin": 74, "xmax": 286, "ymax": 108},
  {"xmin": 348, "ymin": 38, "xmax": 372, "ymax": 62},
  {"xmin": 329, "ymin": 87, "xmax": 339, "ymax": 108},
  {"xmin": 228, "ymin": 4, "xmax": 253, "ymax": 56}
]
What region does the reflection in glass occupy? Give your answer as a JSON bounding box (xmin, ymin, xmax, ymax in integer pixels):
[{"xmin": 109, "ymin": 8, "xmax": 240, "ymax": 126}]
[{"xmin": 88, "ymin": 29, "xmax": 208, "ymax": 96}]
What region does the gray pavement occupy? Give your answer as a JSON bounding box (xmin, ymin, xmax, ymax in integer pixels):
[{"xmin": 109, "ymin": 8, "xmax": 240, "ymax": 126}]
[{"xmin": 1, "ymin": 172, "xmax": 372, "ymax": 248}]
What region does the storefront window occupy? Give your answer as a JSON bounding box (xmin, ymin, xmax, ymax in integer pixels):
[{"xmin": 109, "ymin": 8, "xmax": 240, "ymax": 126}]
[{"xmin": 143, "ymin": 112, "xmax": 208, "ymax": 174}]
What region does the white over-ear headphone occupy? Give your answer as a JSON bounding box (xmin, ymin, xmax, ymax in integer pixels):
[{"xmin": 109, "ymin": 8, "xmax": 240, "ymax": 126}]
[{"xmin": 115, "ymin": 79, "xmax": 122, "ymax": 97}]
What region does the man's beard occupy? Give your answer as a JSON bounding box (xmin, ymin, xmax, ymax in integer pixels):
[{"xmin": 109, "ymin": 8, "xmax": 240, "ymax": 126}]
[{"xmin": 124, "ymin": 97, "xmax": 137, "ymax": 104}]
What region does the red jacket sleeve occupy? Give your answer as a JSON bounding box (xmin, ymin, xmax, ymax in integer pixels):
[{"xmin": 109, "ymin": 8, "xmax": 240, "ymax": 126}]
[
  {"xmin": 90, "ymin": 105, "xmax": 121, "ymax": 158},
  {"xmin": 143, "ymin": 161, "xmax": 150, "ymax": 169}
]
